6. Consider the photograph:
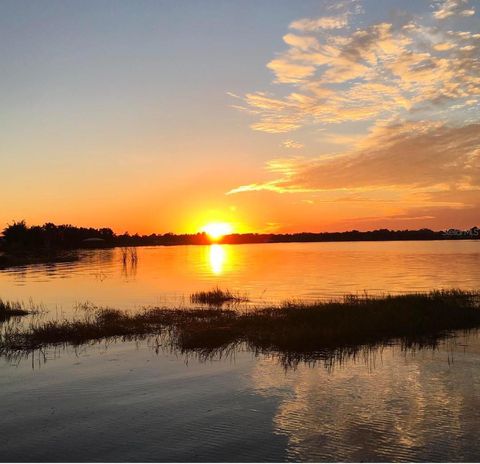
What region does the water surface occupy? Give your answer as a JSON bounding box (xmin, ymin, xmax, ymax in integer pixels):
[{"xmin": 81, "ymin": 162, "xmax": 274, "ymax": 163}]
[
  {"xmin": 0, "ymin": 241, "xmax": 478, "ymax": 316},
  {"xmin": 1, "ymin": 332, "xmax": 480, "ymax": 462},
  {"xmin": 1, "ymin": 241, "xmax": 480, "ymax": 461}
]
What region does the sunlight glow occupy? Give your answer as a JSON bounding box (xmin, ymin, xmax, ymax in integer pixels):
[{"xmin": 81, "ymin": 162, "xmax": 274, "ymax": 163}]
[
  {"xmin": 202, "ymin": 222, "xmax": 233, "ymax": 241},
  {"xmin": 209, "ymin": 244, "xmax": 226, "ymax": 275}
]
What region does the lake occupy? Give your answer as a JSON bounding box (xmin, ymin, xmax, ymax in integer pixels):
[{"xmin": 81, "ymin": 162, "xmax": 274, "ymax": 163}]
[
  {"xmin": 0, "ymin": 241, "xmax": 479, "ymax": 316},
  {"xmin": 1, "ymin": 240, "xmax": 480, "ymax": 462},
  {"xmin": 2, "ymin": 331, "xmax": 480, "ymax": 461}
]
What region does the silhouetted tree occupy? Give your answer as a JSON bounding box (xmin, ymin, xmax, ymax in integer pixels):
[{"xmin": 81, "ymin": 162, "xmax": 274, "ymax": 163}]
[{"xmin": 1, "ymin": 221, "xmax": 478, "ymax": 252}]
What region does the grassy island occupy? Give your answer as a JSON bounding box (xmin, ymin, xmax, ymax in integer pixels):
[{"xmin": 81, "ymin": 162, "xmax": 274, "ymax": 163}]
[{"xmin": 1, "ymin": 290, "xmax": 479, "ymax": 365}]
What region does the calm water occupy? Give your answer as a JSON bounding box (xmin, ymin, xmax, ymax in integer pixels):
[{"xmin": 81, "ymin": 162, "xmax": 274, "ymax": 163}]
[
  {"xmin": 1, "ymin": 241, "xmax": 480, "ymax": 462},
  {"xmin": 2, "ymin": 333, "xmax": 480, "ymax": 462},
  {"xmin": 0, "ymin": 241, "xmax": 479, "ymax": 316}
]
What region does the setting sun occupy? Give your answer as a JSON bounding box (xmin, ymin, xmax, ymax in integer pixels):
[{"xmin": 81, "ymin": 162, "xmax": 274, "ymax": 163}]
[{"xmin": 201, "ymin": 222, "xmax": 233, "ymax": 240}]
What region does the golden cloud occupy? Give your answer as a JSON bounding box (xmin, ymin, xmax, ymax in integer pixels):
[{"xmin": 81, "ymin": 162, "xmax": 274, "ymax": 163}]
[
  {"xmin": 433, "ymin": 0, "xmax": 476, "ymax": 20},
  {"xmin": 233, "ymin": 4, "xmax": 479, "ymax": 134},
  {"xmin": 289, "ymin": 15, "xmax": 349, "ymax": 31},
  {"xmin": 228, "ymin": 122, "xmax": 480, "ymax": 200},
  {"xmin": 228, "ymin": 2, "xmax": 479, "ymax": 227}
]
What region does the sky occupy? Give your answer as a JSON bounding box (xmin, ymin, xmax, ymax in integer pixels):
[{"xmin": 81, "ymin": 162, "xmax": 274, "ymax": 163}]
[{"xmin": 1, "ymin": 0, "xmax": 479, "ymax": 234}]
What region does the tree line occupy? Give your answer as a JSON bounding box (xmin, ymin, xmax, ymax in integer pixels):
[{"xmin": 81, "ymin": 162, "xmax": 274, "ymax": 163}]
[{"xmin": 1, "ymin": 221, "xmax": 478, "ymax": 251}]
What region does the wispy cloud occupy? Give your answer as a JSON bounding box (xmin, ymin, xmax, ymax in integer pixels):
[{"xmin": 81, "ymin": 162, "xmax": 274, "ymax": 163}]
[
  {"xmin": 228, "ymin": 1, "xmax": 479, "ymax": 228},
  {"xmin": 228, "ymin": 120, "xmax": 480, "ymax": 227},
  {"xmin": 289, "ymin": 14, "xmax": 349, "ymax": 31},
  {"xmin": 433, "ymin": 0, "xmax": 475, "ymax": 20},
  {"xmin": 233, "ymin": 1, "xmax": 478, "ymax": 133},
  {"xmin": 281, "ymin": 139, "xmax": 304, "ymax": 149},
  {"xmin": 229, "ymin": 122, "xmax": 480, "ymax": 194}
]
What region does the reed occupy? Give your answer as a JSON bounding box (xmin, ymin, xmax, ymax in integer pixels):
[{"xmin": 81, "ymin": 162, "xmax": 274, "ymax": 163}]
[
  {"xmin": 190, "ymin": 287, "xmax": 248, "ymax": 305},
  {"xmin": 1, "ymin": 290, "xmax": 480, "ymax": 367},
  {"xmin": 120, "ymin": 247, "xmax": 138, "ymax": 265},
  {"xmin": 0, "ymin": 299, "xmax": 30, "ymax": 321}
]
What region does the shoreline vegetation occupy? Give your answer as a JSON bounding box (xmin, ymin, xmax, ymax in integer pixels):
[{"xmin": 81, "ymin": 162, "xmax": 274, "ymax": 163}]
[
  {"xmin": 0, "ymin": 221, "xmax": 480, "ymax": 260},
  {"xmin": 0, "ymin": 299, "xmax": 32, "ymax": 322},
  {"xmin": 190, "ymin": 287, "xmax": 248, "ymax": 305},
  {"xmin": 0, "ymin": 220, "xmax": 478, "ymax": 269},
  {"xmin": 1, "ymin": 290, "xmax": 479, "ymax": 367}
]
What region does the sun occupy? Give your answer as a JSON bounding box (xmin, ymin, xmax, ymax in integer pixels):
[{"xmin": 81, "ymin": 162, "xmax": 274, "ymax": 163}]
[{"xmin": 202, "ymin": 222, "xmax": 233, "ymax": 241}]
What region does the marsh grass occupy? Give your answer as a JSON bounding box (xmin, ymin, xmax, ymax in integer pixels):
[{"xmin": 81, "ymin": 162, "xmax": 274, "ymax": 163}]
[
  {"xmin": 1, "ymin": 289, "xmax": 480, "ymax": 368},
  {"xmin": 190, "ymin": 287, "xmax": 248, "ymax": 305},
  {"xmin": 120, "ymin": 247, "xmax": 138, "ymax": 265},
  {"xmin": 0, "ymin": 299, "xmax": 30, "ymax": 320}
]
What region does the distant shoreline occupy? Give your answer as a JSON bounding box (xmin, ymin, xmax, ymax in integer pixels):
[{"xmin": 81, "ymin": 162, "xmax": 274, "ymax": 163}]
[
  {"xmin": 87, "ymin": 234, "xmax": 480, "ymax": 248},
  {"xmin": 1, "ymin": 222, "xmax": 478, "ymax": 269}
]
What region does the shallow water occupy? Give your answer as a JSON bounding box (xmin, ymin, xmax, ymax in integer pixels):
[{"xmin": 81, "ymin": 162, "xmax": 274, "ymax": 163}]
[
  {"xmin": 0, "ymin": 241, "xmax": 479, "ymax": 317},
  {"xmin": 1, "ymin": 332, "xmax": 480, "ymax": 462}
]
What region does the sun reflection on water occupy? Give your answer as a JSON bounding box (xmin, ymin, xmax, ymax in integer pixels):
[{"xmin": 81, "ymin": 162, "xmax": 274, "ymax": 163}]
[{"xmin": 209, "ymin": 244, "xmax": 227, "ymax": 275}]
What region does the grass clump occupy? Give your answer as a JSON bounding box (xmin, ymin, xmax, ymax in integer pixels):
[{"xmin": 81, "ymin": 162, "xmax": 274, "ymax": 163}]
[
  {"xmin": 190, "ymin": 287, "xmax": 248, "ymax": 306},
  {"xmin": 1, "ymin": 290, "xmax": 480, "ymax": 367},
  {"xmin": 0, "ymin": 299, "xmax": 30, "ymax": 321},
  {"xmin": 120, "ymin": 247, "xmax": 138, "ymax": 265}
]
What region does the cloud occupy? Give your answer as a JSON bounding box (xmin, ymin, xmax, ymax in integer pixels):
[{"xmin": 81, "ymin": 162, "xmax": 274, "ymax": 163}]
[
  {"xmin": 289, "ymin": 15, "xmax": 349, "ymax": 31},
  {"xmin": 433, "ymin": 0, "xmax": 476, "ymax": 20},
  {"xmin": 228, "ymin": 121, "xmax": 480, "ymax": 200},
  {"xmin": 228, "ymin": 2, "xmax": 479, "ymax": 228},
  {"xmin": 281, "ymin": 139, "xmax": 304, "ymax": 149},
  {"xmin": 267, "ymin": 58, "xmax": 316, "ymax": 84},
  {"xmin": 433, "ymin": 42, "xmax": 455, "ymax": 51},
  {"xmin": 234, "ymin": 4, "xmax": 479, "ymax": 134}
]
